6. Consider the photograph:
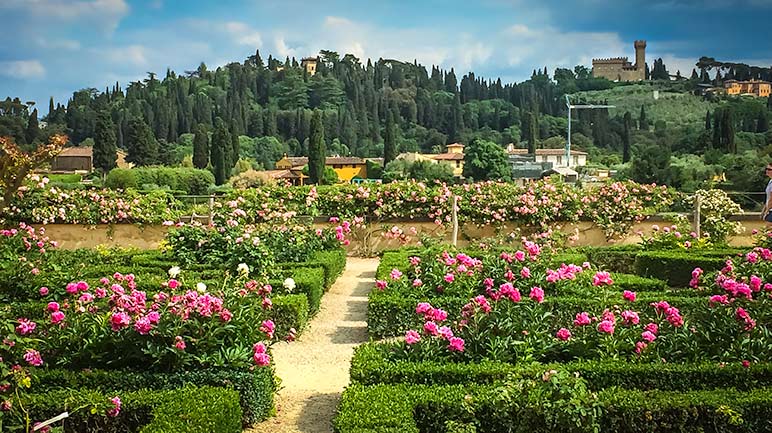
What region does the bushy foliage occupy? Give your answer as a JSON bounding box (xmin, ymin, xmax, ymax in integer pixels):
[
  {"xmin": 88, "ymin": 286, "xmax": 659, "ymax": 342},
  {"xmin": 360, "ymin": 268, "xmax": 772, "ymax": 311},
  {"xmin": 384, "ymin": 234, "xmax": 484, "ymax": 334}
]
[{"xmin": 106, "ymin": 167, "xmax": 214, "ymax": 194}]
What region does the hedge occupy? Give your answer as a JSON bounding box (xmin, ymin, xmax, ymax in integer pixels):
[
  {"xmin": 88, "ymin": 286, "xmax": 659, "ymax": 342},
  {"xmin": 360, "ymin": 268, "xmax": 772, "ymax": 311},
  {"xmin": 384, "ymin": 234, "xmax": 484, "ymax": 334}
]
[
  {"xmin": 105, "ymin": 167, "xmax": 214, "ymax": 195},
  {"xmin": 350, "ymin": 341, "xmax": 772, "ymax": 390},
  {"xmin": 30, "ymin": 367, "xmax": 273, "ymax": 426},
  {"xmin": 634, "ymin": 251, "xmax": 728, "ymax": 287},
  {"xmin": 335, "ymin": 383, "xmax": 772, "ymax": 433},
  {"xmin": 278, "ymin": 248, "xmax": 346, "ymax": 290},
  {"xmin": 10, "ymin": 385, "xmax": 241, "ymax": 433},
  {"xmin": 270, "ymin": 266, "xmax": 325, "ymax": 315},
  {"xmin": 367, "ymin": 291, "xmax": 706, "ymax": 339}
]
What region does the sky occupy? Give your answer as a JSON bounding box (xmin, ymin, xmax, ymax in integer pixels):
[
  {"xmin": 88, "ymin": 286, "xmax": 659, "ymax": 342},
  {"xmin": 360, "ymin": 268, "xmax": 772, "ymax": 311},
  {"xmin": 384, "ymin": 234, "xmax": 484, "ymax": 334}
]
[{"xmin": 1, "ymin": 0, "xmax": 771, "ymax": 112}]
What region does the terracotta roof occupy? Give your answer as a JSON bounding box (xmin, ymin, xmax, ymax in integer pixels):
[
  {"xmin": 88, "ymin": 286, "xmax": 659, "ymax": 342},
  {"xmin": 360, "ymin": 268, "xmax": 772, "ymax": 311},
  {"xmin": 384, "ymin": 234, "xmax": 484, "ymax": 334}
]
[
  {"xmin": 282, "ymin": 156, "xmax": 366, "ymax": 168},
  {"xmin": 58, "ymin": 146, "xmax": 93, "ymax": 157},
  {"xmin": 508, "ymin": 148, "xmax": 588, "ymax": 156},
  {"xmin": 433, "ymin": 153, "xmax": 464, "ymax": 161},
  {"xmin": 263, "ymin": 170, "xmax": 301, "ymax": 179}
]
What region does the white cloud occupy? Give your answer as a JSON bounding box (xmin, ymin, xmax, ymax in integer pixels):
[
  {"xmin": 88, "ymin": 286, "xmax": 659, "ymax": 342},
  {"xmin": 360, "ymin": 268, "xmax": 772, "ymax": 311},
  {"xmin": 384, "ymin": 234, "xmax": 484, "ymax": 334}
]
[
  {"xmin": 224, "ymin": 21, "xmax": 263, "ymax": 47},
  {"xmin": 105, "ymin": 45, "xmax": 148, "ymax": 66},
  {"xmin": 1, "ymin": 0, "xmax": 129, "ymax": 32},
  {"xmin": 37, "ymin": 38, "xmax": 81, "ymax": 51},
  {"xmin": 0, "ymin": 60, "xmax": 46, "ymax": 79}
]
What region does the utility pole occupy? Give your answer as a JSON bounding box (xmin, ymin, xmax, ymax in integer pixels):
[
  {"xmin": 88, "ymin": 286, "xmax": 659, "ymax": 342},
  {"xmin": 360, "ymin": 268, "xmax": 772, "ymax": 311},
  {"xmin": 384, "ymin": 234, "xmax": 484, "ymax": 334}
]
[{"xmin": 565, "ymin": 95, "xmax": 615, "ymax": 167}]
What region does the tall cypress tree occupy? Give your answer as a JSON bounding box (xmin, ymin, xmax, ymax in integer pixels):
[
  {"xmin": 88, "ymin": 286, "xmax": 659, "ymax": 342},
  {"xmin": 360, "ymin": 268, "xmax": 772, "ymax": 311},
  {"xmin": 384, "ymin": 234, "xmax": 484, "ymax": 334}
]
[
  {"xmin": 705, "ymin": 111, "xmax": 711, "ymax": 131},
  {"xmin": 210, "ymin": 118, "xmax": 230, "ymax": 185},
  {"xmin": 639, "ymin": 105, "xmax": 649, "ymax": 131},
  {"xmin": 231, "ymin": 128, "xmax": 240, "ymax": 168},
  {"xmin": 25, "ymin": 109, "xmax": 40, "ymax": 144},
  {"xmin": 757, "ymin": 111, "xmax": 769, "ymax": 133},
  {"xmin": 125, "ymin": 118, "xmax": 159, "ymax": 166},
  {"xmin": 622, "ymin": 111, "xmax": 632, "ymax": 163},
  {"xmin": 48, "ymin": 98, "xmax": 55, "ymax": 120},
  {"xmin": 192, "ymin": 123, "xmax": 209, "ymax": 169},
  {"xmin": 528, "ymin": 111, "xmax": 538, "ymax": 153},
  {"xmin": 308, "ymin": 110, "xmax": 325, "ymax": 184},
  {"xmin": 723, "ymin": 109, "xmax": 736, "ymax": 154},
  {"xmin": 93, "ymin": 110, "xmax": 117, "ymax": 173},
  {"xmin": 383, "ymin": 110, "xmax": 398, "ymax": 165}
]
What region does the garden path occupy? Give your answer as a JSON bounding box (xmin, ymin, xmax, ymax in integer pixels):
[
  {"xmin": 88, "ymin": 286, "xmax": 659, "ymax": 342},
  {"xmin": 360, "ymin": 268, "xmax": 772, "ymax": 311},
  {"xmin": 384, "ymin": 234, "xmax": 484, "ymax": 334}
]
[{"xmin": 248, "ymin": 257, "xmax": 378, "ymax": 433}]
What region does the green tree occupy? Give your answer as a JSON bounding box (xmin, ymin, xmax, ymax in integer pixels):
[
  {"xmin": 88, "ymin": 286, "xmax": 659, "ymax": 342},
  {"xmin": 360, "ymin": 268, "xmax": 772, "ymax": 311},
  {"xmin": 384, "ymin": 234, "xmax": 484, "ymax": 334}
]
[
  {"xmin": 639, "ymin": 105, "xmax": 649, "ymax": 131},
  {"xmin": 125, "ymin": 118, "xmax": 159, "ymax": 166},
  {"xmin": 383, "ymin": 110, "xmax": 398, "ymax": 165},
  {"xmin": 25, "ymin": 109, "xmax": 40, "ymax": 144},
  {"xmin": 622, "ymin": 111, "xmax": 632, "ymax": 163},
  {"xmin": 705, "ymin": 111, "xmax": 711, "ymax": 131},
  {"xmin": 93, "ymin": 110, "xmax": 117, "ymax": 173},
  {"xmin": 630, "ymin": 142, "xmax": 675, "ymax": 185},
  {"xmin": 462, "ymin": 138, "xmax": 511, "ymax": 181},
  {"xmin": 308, "ymin": 110, "xmax": 325, "ymax": 184},
  {"xmin": 210, "ymin": 117, "xmax": 230, "ymax": 185},
  {"xmin": 192, "ymin": 123, "xmax": 209, "ymax": 169}
]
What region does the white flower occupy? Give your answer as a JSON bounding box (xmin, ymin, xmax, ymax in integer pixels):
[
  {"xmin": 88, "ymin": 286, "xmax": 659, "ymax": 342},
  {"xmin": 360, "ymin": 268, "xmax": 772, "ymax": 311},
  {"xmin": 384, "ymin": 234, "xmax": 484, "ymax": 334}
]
[
  {"xmin": 237, "ymin": 263, "xmax": 250, "ymax": 275},
  {"xmin": 168, "ymin": 266, "xmax": 181, "ymax": 278},
  {"xmin": 196, "ymin": 282, "xmax": 207, "ymax": 293},
  {"xmin": 283, "ymin": 277, "xmax": 296, "ymax": 292}
]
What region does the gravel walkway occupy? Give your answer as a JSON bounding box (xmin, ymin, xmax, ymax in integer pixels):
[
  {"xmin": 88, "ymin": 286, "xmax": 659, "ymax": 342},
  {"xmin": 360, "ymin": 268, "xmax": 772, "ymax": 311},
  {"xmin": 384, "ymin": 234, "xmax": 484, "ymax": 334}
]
[{"xmin": 248, "ymin": 257, "xmax": 377, "ymax": 433}]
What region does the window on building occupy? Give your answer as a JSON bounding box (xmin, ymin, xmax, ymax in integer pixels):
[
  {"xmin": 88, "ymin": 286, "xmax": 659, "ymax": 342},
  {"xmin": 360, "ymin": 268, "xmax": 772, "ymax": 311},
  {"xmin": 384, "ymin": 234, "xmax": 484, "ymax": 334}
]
[
  {"xmin": 557, "ymin": 156, "xmax": 562, "ymax": 165},
  {"xmin": 456, "ymin": 161, "xmax": 461, "ymax": 168},
  {"xmin": 574, "ymin": 156, "xmax": 579, "ymax": 165}
]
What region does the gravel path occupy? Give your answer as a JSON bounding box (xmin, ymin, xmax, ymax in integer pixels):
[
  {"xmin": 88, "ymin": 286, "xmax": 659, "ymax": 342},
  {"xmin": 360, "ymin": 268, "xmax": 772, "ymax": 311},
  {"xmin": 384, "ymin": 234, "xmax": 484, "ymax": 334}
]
[{"xmin": 248, "ymin": 257, "xmax": 377, "ymax": 433}]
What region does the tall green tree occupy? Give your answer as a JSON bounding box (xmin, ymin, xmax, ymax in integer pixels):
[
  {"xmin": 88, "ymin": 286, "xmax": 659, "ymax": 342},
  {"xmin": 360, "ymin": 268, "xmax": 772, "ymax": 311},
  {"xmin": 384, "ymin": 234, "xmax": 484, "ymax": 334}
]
[
  {"xmin": 383, "ymin": 110, "xmax": 398, "ymax": 165},
  {"xmin": 705, "ymin": 111, "xmax": 711, "ymax": 130},
  {"xmin": 622, "ymin": 111, "xmax": 632, "ymax": 163},
  {"xmin": 93, "ymin": 110, "xmax": 117, "ymax": 173},
  {"xmin": 125, "ymin": 118, "xmax": 159, "ymax": 166},
  {"xmin": 192, "ymin": 123, "xmax": 209, "ymax": 169},
  {"xmin": 25, "ymin": 109, "xmax": 40, "ymax": 144},
  {"xmin": 210, "ymin": 118, "xmax": 230, "ymax": 185},
  {"xmin": 463, "ymin": 138, "xmax": 511, "ymax": 181},
  {"xmin": 639, "ymin": 105, "xmax": 649, "ymax": 131},
  {"xmin": 308, "ymin": 110, "xmax": 325, "ymax": 184}
]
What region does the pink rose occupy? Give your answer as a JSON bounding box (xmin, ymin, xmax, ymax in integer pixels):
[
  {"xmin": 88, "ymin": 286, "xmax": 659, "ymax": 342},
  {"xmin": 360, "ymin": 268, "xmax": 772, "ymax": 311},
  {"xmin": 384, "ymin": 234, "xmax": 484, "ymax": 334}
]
[
  {"xmin": 405, "ymin": 330, "xmax": 421, "ymax": 345},
  {"xmin": 555, "ymin": 328, "xmax": 572, "ymax": 341}
]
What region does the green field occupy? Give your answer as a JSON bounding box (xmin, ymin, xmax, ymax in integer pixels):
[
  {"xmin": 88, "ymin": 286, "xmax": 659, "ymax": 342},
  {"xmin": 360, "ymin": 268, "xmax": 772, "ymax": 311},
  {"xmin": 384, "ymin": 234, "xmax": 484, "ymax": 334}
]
[{"xmin": 573, "ymin": 84, "xmax": 719, "ymax": 129}]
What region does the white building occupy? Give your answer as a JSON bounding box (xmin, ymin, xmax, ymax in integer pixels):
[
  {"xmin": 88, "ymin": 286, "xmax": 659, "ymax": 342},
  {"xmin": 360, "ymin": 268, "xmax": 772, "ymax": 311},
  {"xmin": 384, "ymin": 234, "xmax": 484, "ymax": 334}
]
[{"xmin": 506, "ymin": 144, "xmax": 587, "ymax": 168}]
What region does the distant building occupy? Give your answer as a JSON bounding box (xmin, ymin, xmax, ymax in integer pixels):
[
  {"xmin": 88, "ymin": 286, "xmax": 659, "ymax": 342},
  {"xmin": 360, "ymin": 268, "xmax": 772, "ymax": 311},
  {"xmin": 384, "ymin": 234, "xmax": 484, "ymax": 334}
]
[
  {"xmin": 275, "ymin": 154, "xmax": 367, "ymax": 182},
  {"xmin": 431, "ymin": 143, "xmax": 465, "ymax": 177},
  {"xmin": 301, "ymin": 57, "xmax": 319, "ymax": 76},
  {"xmin": 50, "ymin": 146, "xmax": 130, "ymax": 172},
  {"xmin": 506, "ymin": 144, "xmax": 588, "ymax": 168},
  {"xmin": 724, "ymin": 79, "xmax": 771, "ymax": 97},
  {"xmin": 592, "ymin": 40, "xmax": 646, "ymax": 82}
]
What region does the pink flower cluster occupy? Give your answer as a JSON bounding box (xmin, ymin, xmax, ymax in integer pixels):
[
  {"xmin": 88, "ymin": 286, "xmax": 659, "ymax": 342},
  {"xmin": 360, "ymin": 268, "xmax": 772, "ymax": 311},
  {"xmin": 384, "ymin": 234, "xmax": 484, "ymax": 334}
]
[
  {"xmin": 689, "ymin": 268, "xmax": 703, "ymax": 289},
  {"xmin": 736, "ymin": 307, "xmax": 757, "ymax": 331},
  {"xmin": 253, "ymin": 342, "xmax": 270, "ymax": 366},
  {"xmin": 651, "ymin": 301, "xmax": 684, "ymax": 328},
  {"xmin": 592, "ymin": 271, "xmax": 614, "ymax": 287},
  {"xmin": 546, "ymin": 263, "xmax": 584, "ymax": 283},
  {"xmin": 107, "ymin": 396, "xmax": 121, "ymax": 417},
  {"xmin": 408, "ymin": 301, "xmax": 465, "ymax": 353}
]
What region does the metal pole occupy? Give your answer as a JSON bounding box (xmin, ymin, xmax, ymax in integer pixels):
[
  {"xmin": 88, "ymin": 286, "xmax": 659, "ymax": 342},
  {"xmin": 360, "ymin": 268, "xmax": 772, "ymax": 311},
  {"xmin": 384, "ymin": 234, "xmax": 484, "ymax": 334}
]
[
  {"xmin": 566, "ymin": 105, "xmax": 572, "ymax": 168},
  {"xmin": 452, "ymin": 195, "xmax": 459, "ymax": 247},
  {"xmin": 694, "ymin": 195, "xmax": 701, "ymax": 239}
]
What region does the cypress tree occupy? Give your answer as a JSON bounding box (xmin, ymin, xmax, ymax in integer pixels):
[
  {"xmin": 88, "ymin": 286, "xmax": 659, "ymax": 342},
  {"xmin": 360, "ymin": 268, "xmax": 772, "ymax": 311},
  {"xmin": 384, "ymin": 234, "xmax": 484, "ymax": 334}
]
[
  {"xmin": 758, "ymin": 111, "xmax": 769, "ymax": 133},
  {"xmin": 210, "ymin": 118, "xmax": 230, "ymax": 185},
  {"xmin": 93, "ymin": 110, "xmax": 117, "ymax": 173},
  {"xmin": 639, "ymin": 105, "xmax": 649, "ymax": 131},
  {"xmin": 125, "ymin": 118, "xmax": 159, "ymax": 166},
  {"xmin": 231, "ymin": 127, "xmax": 240, "ymax": 168},
  {"xmin": 48, "ymin": 97, "xmax": 55, "ymax": 120},
  {"xmin": 308, "ymin": 109, "xmax": 325, "ymax": 184},
  {"xmin": 528, "ymin": 111, "xmax": 538, "ymax": 152},
  {"xmin": 705, "ymin": 111, "xmax": 711, "ymax": 130},
  {"xmin": 192, "ymin": 123, "xmax": 209, "ymax": 169},
  {"xmin": 723, "ymin": 109, "xmax": 736, "ymax": 154},
  {"xmin": 622, "ymin": 111, "xmax": 632, "ymax": 163},
  {"xmin": 383, "ymin": 110, "xmax": 398, "ymax": 165},
  {"xmin": 25, "ymin": 109, "xmax": 40, "ymax": 144}
]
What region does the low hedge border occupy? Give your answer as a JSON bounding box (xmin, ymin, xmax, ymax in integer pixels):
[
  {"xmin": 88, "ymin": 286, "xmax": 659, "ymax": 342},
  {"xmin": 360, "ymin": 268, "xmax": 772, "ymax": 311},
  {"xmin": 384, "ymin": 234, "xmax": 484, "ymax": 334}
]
[
  {"xmin": 367, "ymin": 292, "xmax": 708, "ymax": 339},
  {"xmin": 31, "ymin": 367, "xmax": 273, "ymax": 426},
  {"xmin": 14, "ymin": 385, "xmax": 241, "ymax": 433},
  {"xmin": 335, "ymin": 383, "xmax": 772, "ymax": 433},
  {"xmin": 278, "ymin": 248, "xmax": 346, "ymax": 291},
  {"xmin": 350, "ymin": 341, "xmax": 772, "ymax": 390},
  {"xmin": 270, "ymin": 266, "xmax": 325, "ymax": 316},
  {"xmin": 634, "ymin": 251, "xmax": 728, "ymax": 287}
]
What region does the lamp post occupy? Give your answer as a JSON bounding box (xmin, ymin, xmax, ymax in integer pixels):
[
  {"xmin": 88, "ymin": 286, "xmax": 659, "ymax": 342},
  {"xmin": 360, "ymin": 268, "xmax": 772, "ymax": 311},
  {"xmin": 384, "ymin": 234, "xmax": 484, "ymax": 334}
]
[{"xmin": 565, "ymin": 95, "xmax": 615, "ymax": 167}]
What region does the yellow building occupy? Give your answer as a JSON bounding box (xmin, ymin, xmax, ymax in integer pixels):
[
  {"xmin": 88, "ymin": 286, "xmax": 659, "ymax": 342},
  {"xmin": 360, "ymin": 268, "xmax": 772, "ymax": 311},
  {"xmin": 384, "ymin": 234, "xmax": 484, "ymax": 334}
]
[
  {"xmin": 592, "ymin": 40, "xmax": 646, "ymax": 82},
  {"xmin": 724, "ymin": 79, "xmax": 771, "ymax": 97},
  {"xmin": 275, "ymin": 155, "xmax": 367, "ymax": 182},
  {"xmin": 432, "ymin": 143, "xmax": 465, "ymax": 177},
  {"xmin": 301, "ymin": 57, "xmax": 319, "ymax": 76}
]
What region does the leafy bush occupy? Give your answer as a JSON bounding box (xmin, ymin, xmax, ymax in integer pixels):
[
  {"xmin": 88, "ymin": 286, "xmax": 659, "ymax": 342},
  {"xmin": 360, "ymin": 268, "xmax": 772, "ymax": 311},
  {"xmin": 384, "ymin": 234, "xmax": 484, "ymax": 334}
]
[
  {"xmin": 271, "ymin": 266, "xmax": 325, "ymax": 315},
  {"xmin": 4, "ymin": 385, "xmax": 241, "ymax": 433},
  {"xmin": 106, "ymin": 167, "xmax": 214, "ymax": 195},
  {"xmin": 634, "ymin": 250, "xmax": 728, "ymax": 287}
]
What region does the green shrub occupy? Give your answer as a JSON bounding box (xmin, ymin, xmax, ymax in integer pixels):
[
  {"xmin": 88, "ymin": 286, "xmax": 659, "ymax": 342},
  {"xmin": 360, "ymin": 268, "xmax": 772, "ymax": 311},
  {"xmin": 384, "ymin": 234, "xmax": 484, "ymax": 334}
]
[
  {"xmin": 32, "ymin": 368, "xmax": 273, "ymax": 426},
  {"xmin": 335, "ymin": 383, "xmax": 772, "ymax": 433},
  {"xmin": 279, "ymin": 248, "xmax": 346, "ymax": 290},
  {"xmin": 351, "ymin": 341, "xmax": 772, "ymax": 390},
  {"xmin": 582, "ymin": 245, "xmax": 641, "ymax": 273},
  {"xmin": 105, "ymin": 167, "xmax": 214, "ymax": 194},
  {"xmin": 9, "ymin": 386, "xmax": 241, "ymax": 433},
  {"xmin": 272, "ymin": 266, "xmax": 325, "ymax": 315},
  {"xmin": 634, "ymin": 251, "xmax": 728, "ymax": 287},
  {"xmin": 272, "ymin": 293, "xmax": 309, "ymax": 336},
  {"xmin": 376, "ymin": 250, "xmax": 414, "ymax": 280},
  {"xmin": 105, "ymin": 168, "xmax": 138, "ymax": 189},
  {"xmin": 612, "ymin": 273, "xmax": 668, "ymax": 292}
]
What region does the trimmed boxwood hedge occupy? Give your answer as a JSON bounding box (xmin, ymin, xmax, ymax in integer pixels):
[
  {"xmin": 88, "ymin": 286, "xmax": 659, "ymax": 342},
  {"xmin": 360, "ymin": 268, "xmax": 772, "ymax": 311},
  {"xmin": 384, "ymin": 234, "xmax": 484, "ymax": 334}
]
[
  {"xmin": 271, "ymin": 266, "xmax": 325, "ymax": 315},
  {"xmin": 31, "ymin": 367, "xmax": 273, "ymax": 426},
  {"xmin": 335, "ymin": 383, "xmax": 772, "ymax": 433},
  {"xmin": 350, "ymin": 341, "xmax": 772, "ymax": 390},
  {"xmin": 278, "ymin": 248, "xmax": 347, "ymax": 290},
  {"xmin": 634, "ymin": 251, "xmax": 728, "ymax": 287},
  {"xmin": 14, "ymin": 385, "xmax": 240, "ymax": 433}
]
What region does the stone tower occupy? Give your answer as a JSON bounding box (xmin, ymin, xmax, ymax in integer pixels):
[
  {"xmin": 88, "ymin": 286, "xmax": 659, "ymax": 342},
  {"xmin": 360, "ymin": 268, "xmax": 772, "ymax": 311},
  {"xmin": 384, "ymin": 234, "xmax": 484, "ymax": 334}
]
[{"xmin": 634, "ymin": 40, "xmax": 647, "ymax": 71}]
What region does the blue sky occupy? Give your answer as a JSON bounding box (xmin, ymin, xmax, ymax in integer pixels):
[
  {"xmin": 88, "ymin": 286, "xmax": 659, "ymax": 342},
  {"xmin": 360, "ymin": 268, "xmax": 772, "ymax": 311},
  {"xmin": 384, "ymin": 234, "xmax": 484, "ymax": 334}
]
[{"xmin": 1, "ymin": 0, "xmax": 771, "ymax": 111}]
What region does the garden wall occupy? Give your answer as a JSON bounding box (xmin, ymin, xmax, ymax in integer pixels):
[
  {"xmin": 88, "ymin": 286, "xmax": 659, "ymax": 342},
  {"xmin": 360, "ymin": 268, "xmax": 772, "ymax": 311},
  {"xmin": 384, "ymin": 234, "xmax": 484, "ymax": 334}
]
[{"xmin": 35, "ymin": 218, "xmax": 766, "ymax": 251}]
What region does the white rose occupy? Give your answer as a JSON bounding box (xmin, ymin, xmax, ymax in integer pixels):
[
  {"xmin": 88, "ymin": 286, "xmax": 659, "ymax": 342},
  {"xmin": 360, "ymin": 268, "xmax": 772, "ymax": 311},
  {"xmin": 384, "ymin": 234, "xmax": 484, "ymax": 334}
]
[
  {"xmin": 168, "ymin": 266, "xmax": 181, "ymax": 278},
  {"xmin": 196, "ymin": 282, "xmax": 207, "ymax": 293},
  {"xmin": 283, "ymin": 277, "xmax": 296, "ymax": 292},
  {"xmin": 237, "ymin": 263, "xmax": 250, "ymax": 275}
]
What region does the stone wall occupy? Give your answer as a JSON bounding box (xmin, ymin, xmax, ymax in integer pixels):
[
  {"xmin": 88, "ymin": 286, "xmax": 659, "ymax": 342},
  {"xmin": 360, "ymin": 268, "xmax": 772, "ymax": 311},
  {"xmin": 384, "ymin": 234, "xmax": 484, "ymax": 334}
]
[{"xmin": 35, "ymin": 219, "xmax": 766, "ymax": 253}]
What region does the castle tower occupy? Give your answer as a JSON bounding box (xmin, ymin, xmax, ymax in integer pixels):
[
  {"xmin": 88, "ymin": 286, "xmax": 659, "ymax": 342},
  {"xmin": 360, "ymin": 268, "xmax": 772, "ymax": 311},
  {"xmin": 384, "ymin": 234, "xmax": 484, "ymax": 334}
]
[
  {"xmin": 634, "ymin": 40, "xmax": 647, "ymax": 71},
  {"xmin": 301, "ymin": 57, "xmax": 319, "ymax": 76}
]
